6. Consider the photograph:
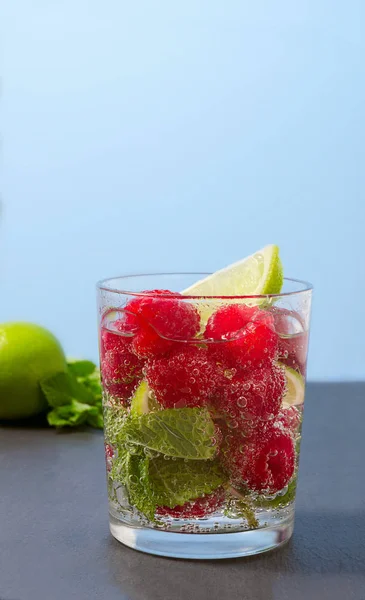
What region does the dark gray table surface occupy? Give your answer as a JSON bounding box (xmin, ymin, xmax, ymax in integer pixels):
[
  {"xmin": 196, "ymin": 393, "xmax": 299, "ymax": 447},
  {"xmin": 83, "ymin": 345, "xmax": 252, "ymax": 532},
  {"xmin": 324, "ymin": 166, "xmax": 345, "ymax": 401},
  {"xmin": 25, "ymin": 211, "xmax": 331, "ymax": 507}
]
[{"xmin": 1, "ymin": 382, "xmax": 364, "ymax": 600}]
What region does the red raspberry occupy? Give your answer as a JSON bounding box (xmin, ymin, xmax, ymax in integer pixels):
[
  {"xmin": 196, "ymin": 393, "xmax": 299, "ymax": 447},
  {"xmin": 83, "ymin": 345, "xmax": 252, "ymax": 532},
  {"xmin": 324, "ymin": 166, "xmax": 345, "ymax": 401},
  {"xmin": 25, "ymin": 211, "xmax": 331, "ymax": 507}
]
[
  {"xmin": 157, "ymin": 487, "xmax": 225, "ymax": 519},
  {"xmin": 205, "ymin": 305, "xmax": 278, "ymax": 371},
  {"xmin": 117, "ymin": 290, "xmax": 200, "ymax": 359},
  {"xmin": 131, "ymin": 327, "xmax": 172, "ymax": 360},
  {"xmin": 104, "ymin": 443, "xmax": 114, "ymax": 472},
  {"xmin": 276, "ymin": 405, "xmax": 301, "ymax": 438},
  {"xmin": 146, "ymin": 345, "xmax": 219, "ymax": 408},
  {"xmin": 214, "ymin": 364, "xmax": 286, "ymax": 428},
  {"xmin": 205, "ymin": 304, "xmax": 260, "ymax": 339},
  {"xmin": 222, "ymin": 427, "xmax": 295, "ymax": 494},
  {"xmin": 100, "ymin": 328, "xmax": 144, "ymax": 402},
  {"xmin": 100, "ymin": 326, "xmax": 129, "ymax": 355}
]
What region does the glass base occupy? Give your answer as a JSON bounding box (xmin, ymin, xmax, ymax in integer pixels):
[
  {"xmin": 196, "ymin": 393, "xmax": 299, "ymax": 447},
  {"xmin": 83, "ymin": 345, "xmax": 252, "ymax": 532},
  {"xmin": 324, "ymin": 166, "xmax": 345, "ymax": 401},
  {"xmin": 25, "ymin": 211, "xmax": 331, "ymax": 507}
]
[{"xmin": 109, "ymin": 514, "xmax": 294, "ymax": 559}]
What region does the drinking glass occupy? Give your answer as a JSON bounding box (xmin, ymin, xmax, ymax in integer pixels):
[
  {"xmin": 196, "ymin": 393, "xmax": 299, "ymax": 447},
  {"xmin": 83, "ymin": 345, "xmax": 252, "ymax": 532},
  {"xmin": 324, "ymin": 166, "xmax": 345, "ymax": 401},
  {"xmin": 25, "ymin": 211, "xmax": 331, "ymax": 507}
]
[{"xmin": 97, "ymin": 274, "xmax": 312, "ymax": 559}]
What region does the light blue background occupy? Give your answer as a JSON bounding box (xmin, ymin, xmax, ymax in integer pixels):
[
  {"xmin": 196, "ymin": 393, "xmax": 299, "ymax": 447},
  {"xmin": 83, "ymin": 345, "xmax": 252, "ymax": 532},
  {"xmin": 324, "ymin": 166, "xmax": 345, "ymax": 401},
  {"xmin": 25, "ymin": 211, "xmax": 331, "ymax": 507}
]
[{"xmin": 1, "ymin": 1, "xmax": 364, "ymax": 380}]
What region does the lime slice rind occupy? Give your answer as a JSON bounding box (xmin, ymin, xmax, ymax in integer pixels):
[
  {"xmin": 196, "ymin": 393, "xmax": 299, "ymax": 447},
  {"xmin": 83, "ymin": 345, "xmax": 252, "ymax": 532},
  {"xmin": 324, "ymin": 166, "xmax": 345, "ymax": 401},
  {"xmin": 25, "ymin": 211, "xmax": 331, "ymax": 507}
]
[
  {"xmin": 181, "ymin": 245, "xmax": 283, "ymax": 324},
  {"xmin": 182, "ymin": 245, "xmax": 283, "ymax": 298}
]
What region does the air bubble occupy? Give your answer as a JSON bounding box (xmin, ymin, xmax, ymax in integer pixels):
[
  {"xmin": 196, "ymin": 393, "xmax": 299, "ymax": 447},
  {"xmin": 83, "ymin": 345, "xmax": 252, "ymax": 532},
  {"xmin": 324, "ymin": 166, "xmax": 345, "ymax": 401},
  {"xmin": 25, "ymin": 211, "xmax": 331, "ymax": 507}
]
[{"xmin": 237, "ymin": 396, "xmax": 247, "ymax": 408}]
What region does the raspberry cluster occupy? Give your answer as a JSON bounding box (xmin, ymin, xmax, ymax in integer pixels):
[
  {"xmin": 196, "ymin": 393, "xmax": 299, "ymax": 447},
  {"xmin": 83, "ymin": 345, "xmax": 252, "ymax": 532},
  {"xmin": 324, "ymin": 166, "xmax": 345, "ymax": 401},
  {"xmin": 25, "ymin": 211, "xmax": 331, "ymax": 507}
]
[
  {"xmin": 101, "ymin": 294, "xmax": 301, "ymax": 516},
  {"xmin": 117, "ymin": 289, "xmax": 200, "ymax": 359},
  {"xmin": 100, "ymin": 290, "xmax": 200, "ymax": 402},
  {"xmin": 202, "ymin": 304, "xmax": 298, "ymax": 495}
]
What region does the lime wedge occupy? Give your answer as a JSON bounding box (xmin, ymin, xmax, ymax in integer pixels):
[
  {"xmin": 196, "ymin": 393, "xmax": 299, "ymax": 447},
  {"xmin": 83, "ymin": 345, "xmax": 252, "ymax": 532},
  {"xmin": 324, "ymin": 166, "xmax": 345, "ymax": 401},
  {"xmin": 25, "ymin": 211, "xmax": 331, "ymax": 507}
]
[
  {"xmin": 282, "ymin": 366, "xmax": 305, "ymax": 406},
  {"xmin": 182, "ymin": 245, "xmax": 283, "ymax": 297},
  {"xmin": 130, "ymin": 380, "xmax": 160, "ymax": 415}
]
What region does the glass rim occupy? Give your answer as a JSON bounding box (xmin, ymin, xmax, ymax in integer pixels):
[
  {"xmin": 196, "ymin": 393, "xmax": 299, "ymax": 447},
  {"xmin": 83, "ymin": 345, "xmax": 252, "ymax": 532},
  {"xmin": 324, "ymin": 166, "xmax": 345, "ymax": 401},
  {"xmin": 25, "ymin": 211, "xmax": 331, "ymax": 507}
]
[{"xmin": 96, "ymin": 274, "xmax": 313, "ymax": 300}]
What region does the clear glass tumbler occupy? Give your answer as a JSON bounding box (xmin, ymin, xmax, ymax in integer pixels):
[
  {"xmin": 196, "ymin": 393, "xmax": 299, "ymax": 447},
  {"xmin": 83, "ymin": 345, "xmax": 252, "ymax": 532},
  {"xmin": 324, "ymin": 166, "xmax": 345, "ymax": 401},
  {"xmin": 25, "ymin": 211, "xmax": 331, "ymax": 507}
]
[{"xmin": 96, "ymin": 274, "xmax": 312, "ymax": 559}]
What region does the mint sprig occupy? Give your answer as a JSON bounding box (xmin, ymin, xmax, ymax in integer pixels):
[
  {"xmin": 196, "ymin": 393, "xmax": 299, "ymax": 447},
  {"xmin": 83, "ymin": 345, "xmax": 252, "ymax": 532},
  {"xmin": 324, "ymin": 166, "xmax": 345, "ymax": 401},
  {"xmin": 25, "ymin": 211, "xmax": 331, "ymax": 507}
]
[
  {"xmin": 47, "ymin": 399, "xmax": 100, "ymax": 428},
  {"xmin": 41, "ymin": 359, "xmax": 103, "ymax": 429},
  {"xmin": 40, "ymin": 371, "xmax": 95, "ymax": 407},
  {"xmin": 105, "ymin": 406, "xmax": 226, "ymax": 520}
]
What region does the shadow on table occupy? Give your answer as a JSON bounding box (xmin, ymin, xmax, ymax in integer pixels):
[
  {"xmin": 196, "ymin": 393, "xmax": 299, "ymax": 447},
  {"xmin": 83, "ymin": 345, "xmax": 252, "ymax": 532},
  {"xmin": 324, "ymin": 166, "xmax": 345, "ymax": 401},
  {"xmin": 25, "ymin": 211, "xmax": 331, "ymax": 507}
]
[
  {"xmin": 0, "ymin": 413, "xmax": 50, "ymax": 429},
  {"xmin": 0, "ymin": 414, "xmax": 104, "ymax": 435},
  {"xmin": 107, "ymin": 511, "xmax": 365, "ymax": 600}
]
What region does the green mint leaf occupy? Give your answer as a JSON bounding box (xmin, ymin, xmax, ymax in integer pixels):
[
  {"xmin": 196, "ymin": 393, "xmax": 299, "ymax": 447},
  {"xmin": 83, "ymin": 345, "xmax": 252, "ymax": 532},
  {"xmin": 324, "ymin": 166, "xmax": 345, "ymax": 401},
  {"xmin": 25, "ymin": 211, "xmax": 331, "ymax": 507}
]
[
  {"xmin": 104, "ymin": 403, "xmax": 128, "ymax": 447},
  {"xmin": 42, "ymin": 369, "xmax": 103, "ymax": 429},
  {"xmin": 85, "ymin": 407, "xmax": 104, "ymax": 429},
  {"xmin": 124, "ymin": 453, "xmax": 156, "ymax": 521},
  {"xmin": 109, "ymin": 449, "xmax": 226, "ymax": 520},
  {"xmin": 149, "ymin": 456, "xmax": 226, "ymax": 508},
  {"xmin": 119, "ymin": 407, "xmax": 218, "ymax": 460},
  {"xmin": 47, "ymin": 399, "xmax": 93, "ymax": 427},
  {"xmin": 67, "ymin": 359, "xmax": 97, "ymax": 378},
  {"xmin": 67, "ymin": 360, "xmax": 102, "ymax": 405},
  {"xmin": 40, "ymin": 371, "xmax": 95, "ymax": 408},
  {"xmin": 109, "ymin": 445, "xmax": 130, "ymax": 485},
  {"xmin": 81, "ymin": 370, "xmax": 102, "ymax": 403}
]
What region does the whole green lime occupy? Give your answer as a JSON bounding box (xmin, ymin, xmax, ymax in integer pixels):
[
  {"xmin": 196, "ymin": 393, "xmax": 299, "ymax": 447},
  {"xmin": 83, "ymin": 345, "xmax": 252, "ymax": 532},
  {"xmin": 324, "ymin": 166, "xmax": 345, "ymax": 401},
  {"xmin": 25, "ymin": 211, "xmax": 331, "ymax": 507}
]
[{"xmin": 0, "ymin": 322, "xmax": 67, "ymax": 420}]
